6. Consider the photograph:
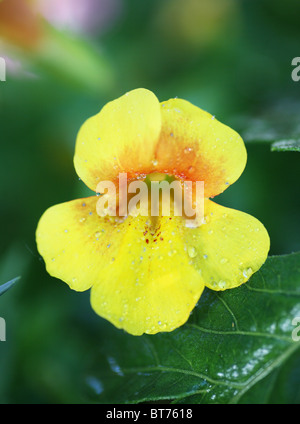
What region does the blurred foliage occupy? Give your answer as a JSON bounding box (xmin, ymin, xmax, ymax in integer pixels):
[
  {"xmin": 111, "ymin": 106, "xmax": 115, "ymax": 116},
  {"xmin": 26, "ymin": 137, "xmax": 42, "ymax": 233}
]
[
  {"xmin": 0, "ymin": 277, "xmax": 20, "ymax": 296},
  {"xmin": 0, "ymin": 0, "xmax": 300, "ymax": 404}
]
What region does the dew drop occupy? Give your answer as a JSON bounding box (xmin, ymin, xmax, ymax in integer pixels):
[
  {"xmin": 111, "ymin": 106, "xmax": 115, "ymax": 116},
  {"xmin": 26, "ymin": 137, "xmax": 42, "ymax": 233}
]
[
  {"xmin": 152, "ymin": 159, "xmax": 158, "ymax": 166},
  {"xmin": 220, "ymin": 258, "xmax": 228, "ymax": 264},
  {"xmin": 243, "ymin": 267, "xmax": 253, "ymax": 279},
  {"xmin": 79, "ymin": 217, "xmax": 86, "ymax": 223},
  {"xmin": 203, "ymin": 254, "xmax": 208, "ymax": 259},
  {"xmin": 218, "ymin": 280, "xmax": 227, "ymax": 289},
  {"xmin": 184, "ymin": 147, "xmax": 193, "ymax": 154},
  {"xmin": 188, "ymin": 246, "xmax": 197, "ymax": 258},
  {"xmin": 95, "ymin": 231, "xmax": 101, "ymax": 238}
]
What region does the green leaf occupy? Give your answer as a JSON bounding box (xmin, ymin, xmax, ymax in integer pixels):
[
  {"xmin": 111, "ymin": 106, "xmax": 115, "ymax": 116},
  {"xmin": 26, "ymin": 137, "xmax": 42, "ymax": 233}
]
[
  {"xmin": 271, "ymin": 139, "xmax": 300, "ymax": 152},
  {"xmin": 85, "ymin": 252, "xmax": 300, "ymax": 404},
  {"xmin": 0, "ymin": 276, "xmax": 20, "ymax": 297},
  {"xmin": 232, "ymin": 100, "xmax": 300, "ymax": 152}
]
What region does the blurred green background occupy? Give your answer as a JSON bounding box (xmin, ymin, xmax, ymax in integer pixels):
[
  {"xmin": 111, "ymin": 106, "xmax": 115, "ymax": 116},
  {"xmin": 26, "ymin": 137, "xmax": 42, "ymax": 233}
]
[{"xmin": 0, "ymin": 0, "xmax": 299, "ymax": 403}]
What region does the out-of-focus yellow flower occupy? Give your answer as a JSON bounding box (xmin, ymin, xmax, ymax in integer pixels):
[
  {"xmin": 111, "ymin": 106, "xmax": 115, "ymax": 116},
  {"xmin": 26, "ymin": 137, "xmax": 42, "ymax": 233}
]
[
  {"xmin": 36, "ymin": 89, "xmax": 270, "ymax": 336},
  {"xmin": 155, "ymin": 0, "xmax": 239, "ymax": 50},
  {"xmin": 0, "ymin": 0, "xmax": 42, "ymax": 48}
]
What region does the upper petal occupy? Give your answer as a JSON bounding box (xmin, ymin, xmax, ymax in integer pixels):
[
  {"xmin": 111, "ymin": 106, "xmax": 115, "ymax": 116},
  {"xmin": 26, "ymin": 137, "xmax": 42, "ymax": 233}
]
[
  {"xmin": 184, "ymin": 200, "xmax": 270, "ymax": 291},
  {"xmin": 74, "ymin": 88, "xmax": 162, "ymax": 191},
  {"xmin": 155, "ymin": 98, "xmax": 247, "ymax": 198}
]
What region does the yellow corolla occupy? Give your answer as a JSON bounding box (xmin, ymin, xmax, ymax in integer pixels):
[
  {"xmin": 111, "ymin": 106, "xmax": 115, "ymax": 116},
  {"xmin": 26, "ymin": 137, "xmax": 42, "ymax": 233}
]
[{"xmin": 36, "ymin": 88, "xmax": 270, "ymax": 336}]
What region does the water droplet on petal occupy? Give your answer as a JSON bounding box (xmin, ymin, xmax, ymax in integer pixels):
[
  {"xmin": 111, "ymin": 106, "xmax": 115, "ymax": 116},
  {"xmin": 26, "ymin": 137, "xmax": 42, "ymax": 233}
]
[
  {"xmin": 220, "ymin": 258, "xmax": 228, "ymax": 264},
  {"xmin": 218, "ymin": 280, "xmax": 227, "ymax": 289},
  {"xmin": 188, "ymin": 246, "xmax": 197, "ymax": 258},
  {"xmin": 243, "ymin": 267, "xmax": 253, "ymax": 279},
  {"xmin": 184, "ymin": 147, "xmax": 193, "ymax": 154}
]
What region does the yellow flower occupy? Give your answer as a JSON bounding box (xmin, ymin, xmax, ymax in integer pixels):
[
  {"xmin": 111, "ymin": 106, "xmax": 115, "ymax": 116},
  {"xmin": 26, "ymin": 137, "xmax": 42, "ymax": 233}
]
[{"xmin": 36, "ymin": 88, "xmax": 270, "ymax": 336}]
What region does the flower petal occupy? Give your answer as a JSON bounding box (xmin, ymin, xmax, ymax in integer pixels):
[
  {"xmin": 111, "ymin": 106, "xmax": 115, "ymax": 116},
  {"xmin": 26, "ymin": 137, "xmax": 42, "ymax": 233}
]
[
  {"xmin": 36, "ymin": 197, "xmax": 109, "ymax": 291},
  {"xmin": 156, "ymin": 98, "xmax": 247, "ymax": 198},
  {"xmin": 36, "ymin": 197, "xmax": 205, "ymax": 335},
  {"xmin": 90, "ymin": 215, "xmax": 205, "ymax": 336},
  {"xmin": 74, "ymin": 88, "xmax": 162, "ymax": 191},
  {"xmin": 184, "ymin": 200, "xmax": 270, "ymax": 291}
]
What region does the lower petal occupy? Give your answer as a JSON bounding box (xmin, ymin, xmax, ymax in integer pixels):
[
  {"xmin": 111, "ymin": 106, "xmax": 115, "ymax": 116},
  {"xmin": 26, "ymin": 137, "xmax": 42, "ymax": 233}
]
[
  {"xmin": 36, "ymin": 197, "xmax": 205, "ymax": 335},
  {"xmin": 91, "ymin": 215, "xmax": 205, "ymax": 335},
  {"xmin": 184, "ymin": 200, "xmax": 270, "ymax": 291},
  {"xmin": 36, "ymin": 197, "xmax": 111, "ymax": 292}
]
